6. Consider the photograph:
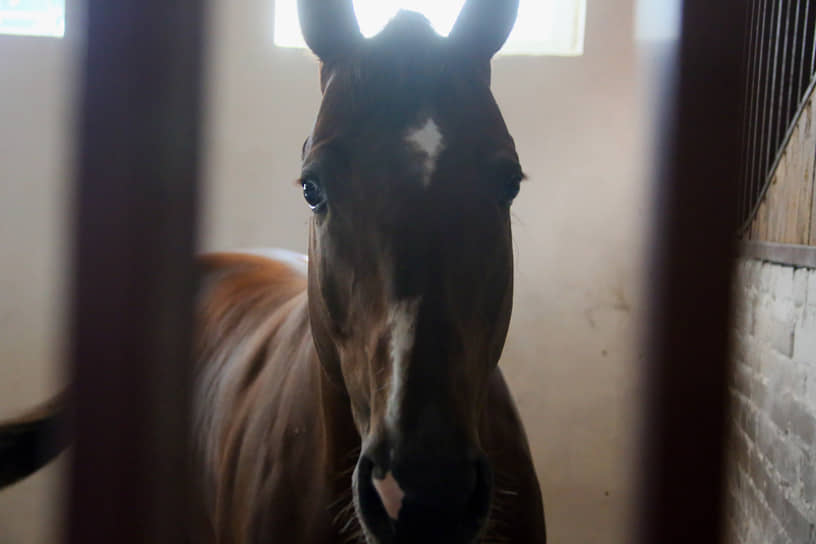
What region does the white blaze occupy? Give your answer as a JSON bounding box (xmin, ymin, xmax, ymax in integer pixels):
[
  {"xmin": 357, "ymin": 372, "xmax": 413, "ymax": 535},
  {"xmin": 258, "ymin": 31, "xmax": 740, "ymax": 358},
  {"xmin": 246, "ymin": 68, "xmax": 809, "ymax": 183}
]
[
  {"xmin": 386, "ymin": 297, "xmax": 421, "ymax": 427},
  {"xmin": 406, "ymin": 118, "xmax": 444, "ymax": 188}
]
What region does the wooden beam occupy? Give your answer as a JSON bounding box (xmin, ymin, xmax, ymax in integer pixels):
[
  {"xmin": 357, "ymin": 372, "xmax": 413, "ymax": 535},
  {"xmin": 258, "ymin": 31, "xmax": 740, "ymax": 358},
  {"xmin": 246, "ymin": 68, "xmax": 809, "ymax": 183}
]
[
  {"xmin": 741, "ymin": 239, "xmax": 816, "ymax": 267},
  {"xmin": 66, "ymin": 1, "xmax": 208, "ymax": 542},
  {"xmin": 636, "ymin": 1, "xmax": 748, "ymax": 543}
]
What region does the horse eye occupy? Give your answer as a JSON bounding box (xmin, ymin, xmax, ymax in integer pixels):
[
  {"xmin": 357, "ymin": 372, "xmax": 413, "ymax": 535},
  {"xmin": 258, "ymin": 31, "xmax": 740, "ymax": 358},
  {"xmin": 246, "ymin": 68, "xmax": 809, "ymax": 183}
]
[
  {"xmin": 501, "ymin": 175, "xmax": 522, "ymax": 205},
  {"xmin": 302, "ymin": 178, "xmax": 327, "ymax": 212}
]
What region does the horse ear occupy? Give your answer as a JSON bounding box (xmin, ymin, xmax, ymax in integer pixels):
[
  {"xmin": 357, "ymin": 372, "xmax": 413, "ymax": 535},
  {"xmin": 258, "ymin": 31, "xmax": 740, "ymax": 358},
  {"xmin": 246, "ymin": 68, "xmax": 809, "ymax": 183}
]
[
  {"xmin": 297, "ymin": 0, "xmax": 363, "ymax": 61},
  {"xmin": 449, "ymin": 0, "xmax": 520, "ymax": 59}
]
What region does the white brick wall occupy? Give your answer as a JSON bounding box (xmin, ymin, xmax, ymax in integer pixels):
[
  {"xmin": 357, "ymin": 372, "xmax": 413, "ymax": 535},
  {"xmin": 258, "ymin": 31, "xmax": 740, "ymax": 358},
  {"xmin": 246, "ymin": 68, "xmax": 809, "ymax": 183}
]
[{"xmin": 727, "ymin": 258, "xmax": 816, "ymax": 544}]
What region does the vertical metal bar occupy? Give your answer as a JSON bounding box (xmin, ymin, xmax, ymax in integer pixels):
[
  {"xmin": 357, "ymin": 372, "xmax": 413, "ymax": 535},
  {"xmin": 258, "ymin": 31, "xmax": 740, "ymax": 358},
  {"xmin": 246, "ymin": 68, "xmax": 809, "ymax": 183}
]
[
  {"xmin": 786, "ymin": 0, "xmax": 802, "ymax": 124},
  {"xmin": 737, "ymin": 0, "xmax": 756, "ymax": 222},
  {"xmin": 810, "ymin": 1, "xmax": 816, "ymax": 76},
  {"xmin": 635, "ymin": 0, "xmax": 748, "ymax": 542},
  {"xmin": 749, "ymin": 0, "xmax": 769, "ymax": 222},
  {"xmin": 741, "ymin": 0, "xmax": 760, "ymax": 224},
  {"xmin": 798, "ymin": 0, "xmax": 812, "ymax": 95},
  {"xmin": 758, "ymin": 0, "xmax": 775, "ymax": 211},
  {"xmin": 763, "ymin": 1, "xmax": 784, "ymax": 170},
  {"xmin": 748, "ymin": 0, "xmax": 770, "ymax": 219},
  {"xmin": 758, "ymin": 0, "xmax": 776, "ymax": 194},
  {"xmin": 67, "ymin": 0, "xmax": 208, "ymax": 543},
  {"xmin": 748, "ymin": 0, "xmax": 770, "ymax": 221},
  {"xmin": 755, "ymin": 0, "xmax": 772, "ymax": 212},
  {"xmin": 777, "ymin": 0, "xmax": 792, "ymax": 143}
]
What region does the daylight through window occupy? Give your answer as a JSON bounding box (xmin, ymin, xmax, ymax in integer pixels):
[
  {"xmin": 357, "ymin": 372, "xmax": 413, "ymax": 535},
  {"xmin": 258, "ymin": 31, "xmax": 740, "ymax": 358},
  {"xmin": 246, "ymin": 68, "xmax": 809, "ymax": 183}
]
[
  {"xmin": 274, "ymin": 0, "xmax": 586, "ymax": 56},
  {"xmin": 0, "ymin": 0, "xmax": 64, "ymax": 37}
]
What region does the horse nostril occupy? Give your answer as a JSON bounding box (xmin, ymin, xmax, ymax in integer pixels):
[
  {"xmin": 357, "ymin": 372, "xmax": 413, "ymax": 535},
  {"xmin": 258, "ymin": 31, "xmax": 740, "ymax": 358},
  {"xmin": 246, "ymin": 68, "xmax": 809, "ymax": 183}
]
[
  {"xmin": 356, "ymin": 453, "xmax": 494, "ymax": 542},
  {"xmin": 371, "ymin": 469, "xmax": 405, "ymax": 520},
  {"xmin": 391, "ymin": 456, "xmax": 483, "ymax": 513}
]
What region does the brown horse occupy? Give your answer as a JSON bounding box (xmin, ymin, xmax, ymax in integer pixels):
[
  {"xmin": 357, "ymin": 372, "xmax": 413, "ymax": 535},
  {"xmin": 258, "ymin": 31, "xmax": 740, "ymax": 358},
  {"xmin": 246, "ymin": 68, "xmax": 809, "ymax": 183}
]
[{"xmin": 0, "ymin": 1, "xmax": 546, "ymax": 542}]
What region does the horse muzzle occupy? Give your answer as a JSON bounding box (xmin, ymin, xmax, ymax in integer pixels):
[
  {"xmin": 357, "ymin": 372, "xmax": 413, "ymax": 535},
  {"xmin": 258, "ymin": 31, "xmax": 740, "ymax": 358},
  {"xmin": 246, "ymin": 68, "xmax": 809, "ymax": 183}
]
[{"xmin": 355, "ymin": 445, "xmax": 493, "ymax": 543}]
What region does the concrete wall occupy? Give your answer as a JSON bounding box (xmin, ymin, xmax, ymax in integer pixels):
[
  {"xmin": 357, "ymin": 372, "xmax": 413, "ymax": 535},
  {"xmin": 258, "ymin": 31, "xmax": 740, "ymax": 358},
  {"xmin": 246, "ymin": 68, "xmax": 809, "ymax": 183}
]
[
  {"xmin": 728, "ymin": 259, "xmax": 816, "ymax": 544},
  {"xmin": 0, "ymin": 1, "xmax": 648, "ymax": 542}
]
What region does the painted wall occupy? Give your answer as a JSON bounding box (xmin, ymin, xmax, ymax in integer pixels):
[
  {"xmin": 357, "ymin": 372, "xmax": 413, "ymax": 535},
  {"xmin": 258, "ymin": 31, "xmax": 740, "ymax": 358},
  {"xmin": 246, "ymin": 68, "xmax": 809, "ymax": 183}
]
[
  {"xmin": 0, "ymin": 33, "xmax": 73, "ymax": 544},
  {"xmin": 0, "ymin": 0, "xmax": 648, "ymax": 542}
]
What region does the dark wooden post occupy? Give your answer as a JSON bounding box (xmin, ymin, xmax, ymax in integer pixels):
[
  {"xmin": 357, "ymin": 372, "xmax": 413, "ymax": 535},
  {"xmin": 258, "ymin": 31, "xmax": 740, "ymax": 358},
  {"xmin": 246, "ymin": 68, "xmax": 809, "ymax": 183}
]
[
  {"xmin": 636, "ymin": 1, "xmax": 748, "ymax": 543},
  {"xmin": 67, "ymin": 0, "xmax": 208, "ymax": 542}
]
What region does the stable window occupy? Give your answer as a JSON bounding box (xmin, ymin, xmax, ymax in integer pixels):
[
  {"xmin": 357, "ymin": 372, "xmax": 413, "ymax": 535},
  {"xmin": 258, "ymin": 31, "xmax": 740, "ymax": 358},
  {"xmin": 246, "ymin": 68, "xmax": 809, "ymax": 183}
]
[
  {"xmin": 0, "ymin": 0, "xmax": 64, "ymax": 37},
  {"xmin": 274, "ymin": 0, "xmax": 586, "ymax": 56}
]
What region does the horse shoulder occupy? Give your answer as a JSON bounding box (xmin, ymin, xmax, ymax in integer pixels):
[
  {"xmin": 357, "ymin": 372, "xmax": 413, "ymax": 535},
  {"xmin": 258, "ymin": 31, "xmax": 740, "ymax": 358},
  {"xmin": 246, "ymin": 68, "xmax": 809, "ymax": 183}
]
[{"xmin": 192, "ymin": 251, "xmax": 339, "ymax": 543}]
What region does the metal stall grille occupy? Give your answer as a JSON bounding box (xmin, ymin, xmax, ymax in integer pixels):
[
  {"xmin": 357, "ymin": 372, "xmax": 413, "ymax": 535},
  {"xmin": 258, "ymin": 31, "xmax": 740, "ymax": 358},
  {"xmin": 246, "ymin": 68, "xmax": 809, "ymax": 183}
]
[{"xmin": 739, "ymin": 0, "xmax": 816, "ymax": 231}]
